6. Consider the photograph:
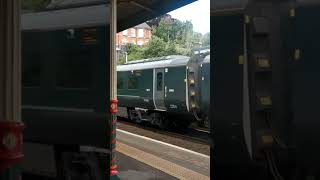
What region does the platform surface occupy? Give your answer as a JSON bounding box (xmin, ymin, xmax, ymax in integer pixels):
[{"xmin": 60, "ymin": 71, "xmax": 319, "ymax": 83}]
[
  {"xmin": 116, "ymin": 129, "xmax": 210, "ymax": 180},
  {"xmin": 117, "ymin": 152, "xmax": 178, "ymax": 180}
]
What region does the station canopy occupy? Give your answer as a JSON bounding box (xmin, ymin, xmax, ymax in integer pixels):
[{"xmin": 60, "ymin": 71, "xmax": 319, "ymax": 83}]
[{"xmin": 22, "ymin": 0, "xmax": 196, "ymax": 31}]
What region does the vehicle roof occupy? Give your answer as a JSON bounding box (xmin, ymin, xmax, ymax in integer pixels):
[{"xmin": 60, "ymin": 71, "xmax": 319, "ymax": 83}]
[
  {"xmin": 297, "ymin": 0, "xmax": 320, "ymax": 6},
  {"xmin": 212, "ymin": 0, "xmax": 248, "ymax": 14},
  {"xmin": 203, "ymin": 55, "xmax": 210, "ymax": 64},
  {"xmin": 117, "ymin": 55, "xmax": 190, "ymax": 71},
  {"xmin": 21, "ymin": 0, "xmax": 195, "ymax": 31}
]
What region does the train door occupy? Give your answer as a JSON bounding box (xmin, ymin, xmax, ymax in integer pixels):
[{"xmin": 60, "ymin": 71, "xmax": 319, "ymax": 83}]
[{"xmin": 154, "ymin": 68, "xmax": 166, "ymax": 110}]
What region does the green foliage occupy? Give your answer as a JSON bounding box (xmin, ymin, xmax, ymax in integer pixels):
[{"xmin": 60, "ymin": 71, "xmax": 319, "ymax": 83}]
[
  {"xmin": 152, "ymin": 19, "xmax": 194, "ymax": 46},
  {"xmin": 175, "ymin": 44, "xmax": 191, "ymax": 56},
  {"xmin": 202, "ymin": 32, "xmax": 210, "ymax": 46},
  {"xmin": 165, "ymin": 41, "xmax": 177, "ymax": 55},
  {"xmin": 143, "ymin": 36, "xmax": 167, "ymax": 58},
  {"xmin": 152, "ymin": 20, "xmax": 171, "ymax": 42},
  {"xmin": 22, "ymin": 0, "xmax": 51, "ymax": 11},
  {"xmin": 127, "ymin": 43, "xmax": 145, "ymax": 61},
  {"xmin": 118, "ymin": 53, "xmax": 126, "ymax": 65},
  {"xmin": 123, "ymin": 18, "xmax": 210, "ymax": 62},
  {"xmin": 142, "ymin": 37, "xmax": 179, "ymax": 58}
]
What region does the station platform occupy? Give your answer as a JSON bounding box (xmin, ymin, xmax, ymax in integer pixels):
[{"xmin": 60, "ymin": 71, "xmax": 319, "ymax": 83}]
[
  {"xmin": 116, "ymin": 129, "xmax": 210, "ymax": 180},
  {"xmin": 117, "ymin": 152, "xmax": 177, "ymax": 180}
]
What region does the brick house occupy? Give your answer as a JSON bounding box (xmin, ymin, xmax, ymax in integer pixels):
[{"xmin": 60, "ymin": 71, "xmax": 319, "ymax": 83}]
[{"xmin": 116, "ymin": 23, "xmax": 151, "ymax": 48}]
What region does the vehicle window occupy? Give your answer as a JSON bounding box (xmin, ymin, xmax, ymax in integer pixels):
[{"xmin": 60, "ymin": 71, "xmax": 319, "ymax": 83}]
[
  {"xmin": 128, "ymin": 73, "xmax": 138, "ymax": 89},
  {"xmin": 117, "ymin": 76, "xmax": 124, "ymax": 89},
  {"xmin": 157, "ymin": 72, "xmax": 163, "ymax": 91}
]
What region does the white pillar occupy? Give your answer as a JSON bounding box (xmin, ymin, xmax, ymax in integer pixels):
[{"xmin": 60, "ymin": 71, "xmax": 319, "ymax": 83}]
[
  {"xmin": 0, "ymin": 0, "xmax": 23, "ymax": 171},
  {"xmin": 109, "ymin": 0, "xmax": 118, "ymax": 177},
  {"xmin": 110, "ymin": 0, "xmax": 117, "ymax": 99}
]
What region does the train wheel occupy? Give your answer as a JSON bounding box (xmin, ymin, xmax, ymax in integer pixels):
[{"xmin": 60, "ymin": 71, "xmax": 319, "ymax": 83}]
[
  {"xmin": 197, "ymin": 120, "xmax": 205, "ymax": 128},
  {"xmin": 158, "ymin": 117, "xmax": 170, "ymax": 130},
  {"xmin": 126, "ymin": 108, "xmax": 134, "ymax": 121},
  {"xmin": 174, "ymin": 120, "xmax": 191, "ymax": 129}
]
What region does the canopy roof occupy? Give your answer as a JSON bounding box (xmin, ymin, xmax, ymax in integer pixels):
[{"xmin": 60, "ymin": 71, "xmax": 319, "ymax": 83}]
[{"xmin": 22, "ymin": 0, "xmax": 196, "ymax": 31}]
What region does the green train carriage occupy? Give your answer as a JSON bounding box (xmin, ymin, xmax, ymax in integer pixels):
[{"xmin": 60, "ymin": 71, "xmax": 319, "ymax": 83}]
[
  {"xmin": 199, "ymin": 55, "xmax": 210, "ymax": 127},
  {"xmin": 117, "ymin": 55, "xmax": 195, "ymax": 128}
]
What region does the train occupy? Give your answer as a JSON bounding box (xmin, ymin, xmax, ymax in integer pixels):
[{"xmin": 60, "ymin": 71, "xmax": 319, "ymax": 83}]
[
  {"xmin": 19, "ymin": 0, "xmax": 320, "ymax": 179},
  {"xmin": 117, "ymin": 50, "xmax": 210, "ymax": 129},
  {"xmin": 19, "ymin": 1, "xmax": 197, "ymax": 178}
]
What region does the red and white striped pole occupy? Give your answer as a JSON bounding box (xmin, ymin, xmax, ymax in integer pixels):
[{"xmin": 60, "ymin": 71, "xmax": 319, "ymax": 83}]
[
  {"xmin": 110, "ymin": 99, "xmax": 118, "ymax": 177},
  {"xmin": 0, "ymin": 0, "xmax": 24, "ymax": 175},
  {"xmin": 109, "ymin": 0, "xmax": 119, "ymax": 178}
]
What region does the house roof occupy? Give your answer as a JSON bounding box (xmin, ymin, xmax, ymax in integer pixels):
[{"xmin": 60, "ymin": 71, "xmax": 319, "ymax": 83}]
[{"xmin": 22, "ymin": 0, "xmax": 196, "ymax": 32}]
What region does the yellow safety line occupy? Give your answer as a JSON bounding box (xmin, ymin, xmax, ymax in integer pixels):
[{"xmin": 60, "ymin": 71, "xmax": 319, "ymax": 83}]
[{"xmin": 117, "ymin": 141, "xmax": 210, "ymax": 180}]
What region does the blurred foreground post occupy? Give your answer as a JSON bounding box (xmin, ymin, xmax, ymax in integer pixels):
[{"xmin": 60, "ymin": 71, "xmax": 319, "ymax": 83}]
[
  {"xmin": 0, "ymin": 0, "xmax": 24, "ymax": 180},
  {"xmin": 109, "ymin": 0, "xmax": 119, "ymax": 179}
]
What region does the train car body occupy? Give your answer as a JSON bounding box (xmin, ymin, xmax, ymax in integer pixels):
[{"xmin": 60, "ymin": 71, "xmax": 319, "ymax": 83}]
[
  {"xmin": 199, "ymin": 55, "xmax": 210, "ymax": 127},
  {"xmin": 117, "ymin": 56, "xmax": 194, "ymax": 128},
  {"xmin": 21, "ymin": 6, "xmax": 110, "ymax": 179},
  {"xmin": 212, "ymin": 0, "xmax": 320, "ymax": 179}
]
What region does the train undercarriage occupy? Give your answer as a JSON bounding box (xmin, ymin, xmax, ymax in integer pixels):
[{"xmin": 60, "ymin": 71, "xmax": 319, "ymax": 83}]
[{"xmin": 119, "ymin": 107, "xmax": 193, "ymax": 129}]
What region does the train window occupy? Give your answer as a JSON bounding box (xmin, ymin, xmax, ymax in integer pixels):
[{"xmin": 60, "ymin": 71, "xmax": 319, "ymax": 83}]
[
  {"xmin": 56, "ymin": 50, "xmax": 91, "ymax": 89},
  {"xmin": 128, "ymin": 74, "xmax": 138, "ymax": 89},
  {"xmin": 118, "ymin": 77, "xmax": 124, "ymax": 89},
  {"xmin": 157, "ymin": 72, "xmax": 163, "ymax": 91},
  {"xmin": 22, "ymin": 55, "xmax": 41, "ymax": 87}
]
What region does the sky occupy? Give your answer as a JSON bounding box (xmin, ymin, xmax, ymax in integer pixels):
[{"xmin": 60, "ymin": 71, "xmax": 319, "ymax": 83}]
[{"xmin": 168, "ymin": 0, "xmax": 210, "ymax": 35}]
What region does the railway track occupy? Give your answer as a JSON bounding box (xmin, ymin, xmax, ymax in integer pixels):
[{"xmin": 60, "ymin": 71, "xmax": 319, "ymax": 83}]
[{"xmin": 117, "ymin": 117, "xmax": 210, "ymax": 145}]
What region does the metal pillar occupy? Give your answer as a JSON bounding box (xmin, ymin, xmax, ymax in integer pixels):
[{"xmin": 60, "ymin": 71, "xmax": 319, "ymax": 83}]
[
  {"xmin": 0, "ymin": 0, "xmax": 24, "ymax": 179},
  {"xmin": 109, "ymin": 0, "xmax": 119, "ymax": 179}
]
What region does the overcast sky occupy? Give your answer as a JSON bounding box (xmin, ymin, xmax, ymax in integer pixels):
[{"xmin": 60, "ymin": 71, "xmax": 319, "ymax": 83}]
[{"xmin": 168, "ymin": 0, "xmax": 210, "ymax": 35}]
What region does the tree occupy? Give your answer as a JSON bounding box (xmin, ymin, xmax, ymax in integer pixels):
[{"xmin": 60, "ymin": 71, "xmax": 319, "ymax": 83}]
[
  {"xmin": 152, "ymin": 19, "xmax": 194, "ymax": 46},
  {"xmin": 191, "ymin": 32, "xmax": 203, "ymax": 48},
  {"xmin": 143, "ymin": 36, "xmax": 167, "ymax": 58},
  {"xmin": 121, "ymin": 17, "xmax": 210, "ymax": 61},
  {"xmin": 152, "ymin": 20, "xmax": 171, "ymax": 42},
  {"xmin": 165, "ymin": 41, "xmax": 177, "ymax": 55},
  {"xmin": 202, "ymin": 32, "xmax": 210, "ymax": 46},
  {"xmin": 127, "ymin": 43, "xmax": 145, "ymax": 61}
]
